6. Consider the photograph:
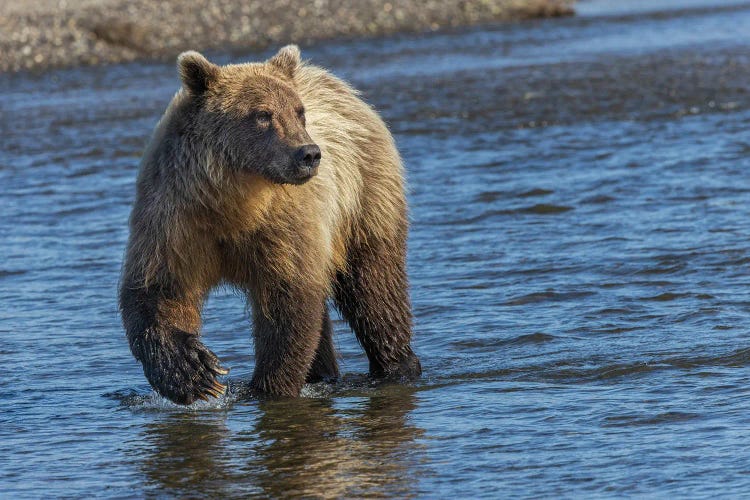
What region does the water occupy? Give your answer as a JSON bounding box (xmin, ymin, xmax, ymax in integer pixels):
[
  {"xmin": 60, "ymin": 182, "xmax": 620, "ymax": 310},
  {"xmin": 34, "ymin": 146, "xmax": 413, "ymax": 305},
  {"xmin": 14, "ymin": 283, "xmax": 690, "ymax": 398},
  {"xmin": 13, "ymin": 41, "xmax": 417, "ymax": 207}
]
[{"xmin": 2, "ymin": 0, "xmax": 750, "ymax": 496}]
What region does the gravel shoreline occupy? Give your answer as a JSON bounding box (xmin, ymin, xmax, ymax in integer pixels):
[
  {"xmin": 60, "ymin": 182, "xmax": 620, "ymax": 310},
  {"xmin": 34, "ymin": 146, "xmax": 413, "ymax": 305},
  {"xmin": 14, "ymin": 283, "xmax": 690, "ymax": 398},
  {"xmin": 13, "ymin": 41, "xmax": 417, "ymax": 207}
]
[{"xmin": 0, "ymin": 0, "xmax": 573, "ymax": 73}]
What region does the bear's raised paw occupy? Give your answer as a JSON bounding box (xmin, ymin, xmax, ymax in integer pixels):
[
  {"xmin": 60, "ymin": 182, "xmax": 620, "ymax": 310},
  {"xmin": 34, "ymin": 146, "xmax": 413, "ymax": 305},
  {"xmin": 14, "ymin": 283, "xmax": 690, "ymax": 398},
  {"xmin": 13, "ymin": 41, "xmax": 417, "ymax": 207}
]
[{"xmin": 137, "ymin": 330, "xmax": 229, "ymax": 405}]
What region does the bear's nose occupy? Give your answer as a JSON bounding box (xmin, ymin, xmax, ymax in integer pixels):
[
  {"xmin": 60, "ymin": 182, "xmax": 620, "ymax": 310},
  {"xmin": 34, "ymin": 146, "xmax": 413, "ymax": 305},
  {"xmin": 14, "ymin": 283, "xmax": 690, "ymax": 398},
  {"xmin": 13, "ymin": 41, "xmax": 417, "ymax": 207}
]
[{"xmin": 295, "ymin": 144, "xmax": 321, "ymax": 169}]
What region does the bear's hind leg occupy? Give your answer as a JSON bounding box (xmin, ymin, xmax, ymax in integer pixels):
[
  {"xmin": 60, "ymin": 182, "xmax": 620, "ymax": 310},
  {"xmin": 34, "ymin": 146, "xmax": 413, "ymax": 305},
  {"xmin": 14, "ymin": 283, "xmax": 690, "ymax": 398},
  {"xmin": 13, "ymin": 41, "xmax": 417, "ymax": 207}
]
[
  {"xmin": 333, "ymin": 235, "xmax": 421, "ymax": 380},
  {"xmin": 306, "ymin": 307, "xmax": 340, "ymax": 383}
]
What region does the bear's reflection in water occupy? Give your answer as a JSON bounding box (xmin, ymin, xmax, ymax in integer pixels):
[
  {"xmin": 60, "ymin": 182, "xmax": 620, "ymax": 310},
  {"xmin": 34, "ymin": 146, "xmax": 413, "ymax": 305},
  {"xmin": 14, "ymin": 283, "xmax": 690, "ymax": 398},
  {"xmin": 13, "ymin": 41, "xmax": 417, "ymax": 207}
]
[{"xmin": 137, "ymin": 385, "xmax": 425, "ymax": 497}]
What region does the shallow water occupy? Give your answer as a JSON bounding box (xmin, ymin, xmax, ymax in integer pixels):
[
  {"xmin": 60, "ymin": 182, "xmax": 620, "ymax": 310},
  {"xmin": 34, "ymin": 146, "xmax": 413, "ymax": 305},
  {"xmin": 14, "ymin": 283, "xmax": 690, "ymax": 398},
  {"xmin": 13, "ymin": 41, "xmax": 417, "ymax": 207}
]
[{"xmin": 3, "ymin": 0, "xmax": 750, "ymax": 496}]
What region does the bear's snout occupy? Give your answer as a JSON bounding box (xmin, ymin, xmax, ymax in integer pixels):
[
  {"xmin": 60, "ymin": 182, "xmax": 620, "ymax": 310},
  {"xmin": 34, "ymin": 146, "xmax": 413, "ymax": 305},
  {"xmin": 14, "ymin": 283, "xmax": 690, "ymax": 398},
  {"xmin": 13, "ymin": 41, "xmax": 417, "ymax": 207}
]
[
  {"xmin": 288, "ymin": 144, "xmax": 321, "ymax": 183},
  {"xmin": 295, "ymin": 144, "xmax": 321, "ymax": 169}
]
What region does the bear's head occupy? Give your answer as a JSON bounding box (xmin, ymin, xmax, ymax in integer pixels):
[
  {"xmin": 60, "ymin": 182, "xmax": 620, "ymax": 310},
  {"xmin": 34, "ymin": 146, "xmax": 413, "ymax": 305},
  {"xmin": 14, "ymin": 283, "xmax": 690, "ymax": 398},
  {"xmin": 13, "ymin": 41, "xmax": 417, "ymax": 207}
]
[{"xmin": 176, "ymin": 45, "xmax": 321, "ymax": 185}]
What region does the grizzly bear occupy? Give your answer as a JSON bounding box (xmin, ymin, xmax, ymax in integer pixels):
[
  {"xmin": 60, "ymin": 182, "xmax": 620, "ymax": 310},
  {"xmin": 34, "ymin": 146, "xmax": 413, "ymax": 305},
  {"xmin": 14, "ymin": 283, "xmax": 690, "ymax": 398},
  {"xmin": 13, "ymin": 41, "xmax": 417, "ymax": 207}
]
[{"xmin": 119, "ymin": 45, "xmax": 421, "ymax": 404}]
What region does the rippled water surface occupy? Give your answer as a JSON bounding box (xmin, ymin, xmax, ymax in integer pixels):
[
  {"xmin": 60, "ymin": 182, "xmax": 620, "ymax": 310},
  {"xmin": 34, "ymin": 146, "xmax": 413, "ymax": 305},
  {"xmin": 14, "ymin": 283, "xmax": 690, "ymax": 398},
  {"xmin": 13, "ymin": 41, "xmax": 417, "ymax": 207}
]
[{"xmin": 3, "ymin": 0, "xmax": 750, "ymax": 496}]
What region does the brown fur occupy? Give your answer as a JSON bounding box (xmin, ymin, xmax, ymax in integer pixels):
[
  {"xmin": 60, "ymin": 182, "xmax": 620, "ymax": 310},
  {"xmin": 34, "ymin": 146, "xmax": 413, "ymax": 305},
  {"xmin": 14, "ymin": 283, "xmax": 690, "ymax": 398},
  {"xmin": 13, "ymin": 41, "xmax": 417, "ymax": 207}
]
[{"xmin": 120, "ymin": 45, "xmax": 420, "ymax": 404}]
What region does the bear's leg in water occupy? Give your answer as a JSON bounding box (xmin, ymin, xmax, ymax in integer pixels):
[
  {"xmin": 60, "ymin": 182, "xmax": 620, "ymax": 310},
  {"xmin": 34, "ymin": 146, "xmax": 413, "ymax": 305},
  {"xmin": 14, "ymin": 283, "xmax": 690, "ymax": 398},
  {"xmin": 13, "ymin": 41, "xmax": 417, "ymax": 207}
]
[
  {"xmin": 249, "ymin": 281, "xmax": 327, "ymax": 397},
  {"xmin": 305, "ymin": 307, "xmax": 340, "ymax": 383},
  {"xmin": 333, "ymin": 230, "xmax": 422, "ymax": 380},
  {"xmin": 119, "ymin": 279, "xmax": 228, "ymax": 405}
]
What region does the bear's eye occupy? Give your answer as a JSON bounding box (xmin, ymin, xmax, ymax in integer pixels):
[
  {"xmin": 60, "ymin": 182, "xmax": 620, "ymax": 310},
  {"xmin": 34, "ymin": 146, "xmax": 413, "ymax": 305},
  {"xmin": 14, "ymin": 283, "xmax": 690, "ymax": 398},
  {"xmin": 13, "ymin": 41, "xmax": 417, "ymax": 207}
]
[
  {"xmin": 256, "ymin": 111, "xmax": 272, "ymax": 125},
  {"xmin": 297, "ymin": 108, "xmax": 306, "ymax": 125}
]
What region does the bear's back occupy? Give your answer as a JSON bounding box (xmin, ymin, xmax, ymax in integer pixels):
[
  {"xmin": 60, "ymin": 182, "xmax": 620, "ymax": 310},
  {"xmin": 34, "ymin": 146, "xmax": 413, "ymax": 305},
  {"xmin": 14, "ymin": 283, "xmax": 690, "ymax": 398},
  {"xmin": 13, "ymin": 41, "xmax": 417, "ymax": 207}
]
[{"xmin": 294, "ymin": 63, "xmax": 405, "ymax": 247}]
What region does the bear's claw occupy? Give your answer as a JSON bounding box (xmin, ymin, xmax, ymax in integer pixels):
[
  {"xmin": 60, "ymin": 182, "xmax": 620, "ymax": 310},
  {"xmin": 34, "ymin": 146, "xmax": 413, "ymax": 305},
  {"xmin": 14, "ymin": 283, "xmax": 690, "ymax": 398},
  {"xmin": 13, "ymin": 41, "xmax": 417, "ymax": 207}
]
[
  {"xmin": 203, "ymin": 381, "xmax": 226, "ymax": 399},
  {"xmin": 137, "ymin": 329, "xmax": 229, "ymax": 405}
]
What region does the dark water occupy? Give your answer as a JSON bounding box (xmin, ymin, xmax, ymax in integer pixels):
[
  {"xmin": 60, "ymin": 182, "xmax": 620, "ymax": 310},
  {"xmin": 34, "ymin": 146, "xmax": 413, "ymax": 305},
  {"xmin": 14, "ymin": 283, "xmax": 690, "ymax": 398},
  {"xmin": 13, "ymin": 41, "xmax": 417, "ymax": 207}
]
[{"xmin": 3, "ymin": 0, "xmax": 750, "ymax": 496}]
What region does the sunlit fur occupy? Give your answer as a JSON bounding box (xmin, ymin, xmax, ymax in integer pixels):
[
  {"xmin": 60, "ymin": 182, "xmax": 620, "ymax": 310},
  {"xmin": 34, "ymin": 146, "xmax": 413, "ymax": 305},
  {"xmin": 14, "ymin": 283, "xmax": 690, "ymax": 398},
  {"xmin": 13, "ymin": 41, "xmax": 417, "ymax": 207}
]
[{"xmin": 120, "ymin": 46, "xmax": 421, "ymax": 404}]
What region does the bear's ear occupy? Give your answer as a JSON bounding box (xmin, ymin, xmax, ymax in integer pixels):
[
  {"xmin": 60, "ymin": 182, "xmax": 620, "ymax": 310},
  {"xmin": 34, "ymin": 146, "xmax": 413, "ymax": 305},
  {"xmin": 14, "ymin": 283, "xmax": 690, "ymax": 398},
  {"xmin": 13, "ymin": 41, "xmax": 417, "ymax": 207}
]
[
  {"xmin": 177, "ymin": 51, "xmax": 219, "ymax": 95},
  {"xmin": 267, "ymin": 45, "xmax": 301, "ymax": 78}
]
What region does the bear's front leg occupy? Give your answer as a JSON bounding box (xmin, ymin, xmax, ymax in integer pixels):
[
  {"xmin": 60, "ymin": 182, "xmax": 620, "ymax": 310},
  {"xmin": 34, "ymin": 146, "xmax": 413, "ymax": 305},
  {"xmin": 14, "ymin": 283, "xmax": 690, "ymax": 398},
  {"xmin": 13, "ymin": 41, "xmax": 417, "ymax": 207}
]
[
  {"xmin": 120, "ymin": 283, "xmax": 228, "ymax": 404},
  {"xmin": 248, "ymin": 282, "xmax": 327, "ymax": 397}
]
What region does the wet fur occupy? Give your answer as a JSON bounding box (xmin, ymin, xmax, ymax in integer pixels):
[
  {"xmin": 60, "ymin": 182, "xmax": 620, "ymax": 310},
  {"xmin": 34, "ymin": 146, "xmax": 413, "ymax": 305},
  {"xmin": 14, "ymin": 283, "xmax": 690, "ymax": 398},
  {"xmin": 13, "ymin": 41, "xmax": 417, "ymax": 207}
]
[{"xmin": 120, "ymin": 46, "xmax": 420, "ymax": 404}]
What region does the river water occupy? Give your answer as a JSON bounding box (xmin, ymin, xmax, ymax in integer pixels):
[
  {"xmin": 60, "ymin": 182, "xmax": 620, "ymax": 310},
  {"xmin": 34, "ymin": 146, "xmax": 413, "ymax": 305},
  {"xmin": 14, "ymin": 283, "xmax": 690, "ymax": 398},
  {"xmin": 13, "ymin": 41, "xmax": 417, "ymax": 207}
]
[{"xmin": 2, "ymin": 0, "xmax": 750, "ymax": 497}]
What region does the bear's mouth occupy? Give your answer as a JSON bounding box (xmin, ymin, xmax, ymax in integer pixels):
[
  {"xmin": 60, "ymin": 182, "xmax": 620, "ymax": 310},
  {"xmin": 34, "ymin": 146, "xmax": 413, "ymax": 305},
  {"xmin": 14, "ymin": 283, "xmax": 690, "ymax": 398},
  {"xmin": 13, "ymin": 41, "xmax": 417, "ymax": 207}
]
[
  {"xmin": 286, "ymin": 165, "xmax": 319, "ymax": 184},
  {"xmin": 259, "ymin": 163, "xmax": 318, "ymax": 185}
]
